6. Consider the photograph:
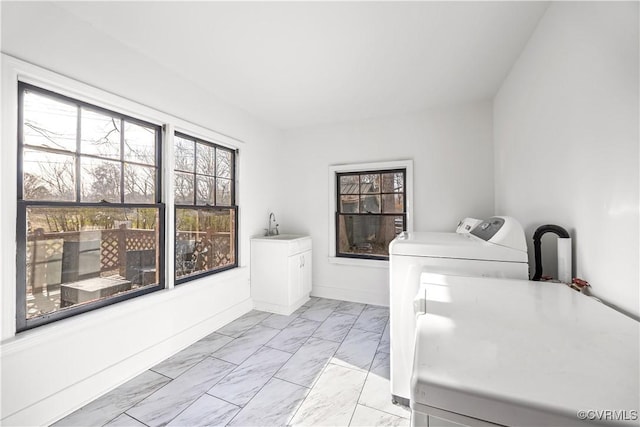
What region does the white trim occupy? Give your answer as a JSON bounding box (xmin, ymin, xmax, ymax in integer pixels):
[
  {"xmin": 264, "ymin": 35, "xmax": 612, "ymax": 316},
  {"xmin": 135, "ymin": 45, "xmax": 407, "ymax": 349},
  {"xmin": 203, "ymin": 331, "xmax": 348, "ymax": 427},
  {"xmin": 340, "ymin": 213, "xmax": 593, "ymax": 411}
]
[
  {"xmin": 0, "ymin": 53, "xmax": 243, "ymax": 339},
  {"xmin": 0, "ymin": 54, "xmax": 251, "ymax": 427},
  {"xmin": 1, "ymin": 55, "xmax": 20, "ymax": 340},
  {"xmin": 327, "ymin": 159, "xmax": 414, "ymax": 265},
  {"xmin": 164, "ymin": 124, "xmax": 176, "ymax": 290},
  {"xmin": 328, "ymin": 256, "xmax": 390, "ymax": 269},
  {"xmin": 311, "ymin": 284, "xmax": 389, "ymax": 307},
  {"xmin": 1, "ymin": 266, "xmax": 248, "ymax": 354},
  {"xmin": 1, "ymin": 279, "xmax": 252, "ymax": 426}
]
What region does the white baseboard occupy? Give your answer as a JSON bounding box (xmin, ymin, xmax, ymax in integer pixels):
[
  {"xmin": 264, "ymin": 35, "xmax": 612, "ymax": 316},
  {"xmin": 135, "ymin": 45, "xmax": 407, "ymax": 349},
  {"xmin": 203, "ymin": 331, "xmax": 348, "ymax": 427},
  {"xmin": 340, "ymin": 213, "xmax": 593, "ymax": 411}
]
[
  {"xmin": 253, "ymin": 295, "xmax": 310, "ymax": 316},
  {"xmin": 1, "ymin": 293, "xmax": 252, "ymax": 427},
  {"xmin": 311, "ymin": 284, "xmax": 389, "ymax": 307}
]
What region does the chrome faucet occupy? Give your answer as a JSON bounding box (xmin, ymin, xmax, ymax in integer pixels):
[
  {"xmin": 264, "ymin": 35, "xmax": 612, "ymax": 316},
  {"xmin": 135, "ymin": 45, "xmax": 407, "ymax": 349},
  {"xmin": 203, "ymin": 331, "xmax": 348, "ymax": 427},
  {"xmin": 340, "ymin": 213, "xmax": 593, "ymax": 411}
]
[{"xmin": 266, "ymin": 212, "xmax": 279, "ymax": 236}]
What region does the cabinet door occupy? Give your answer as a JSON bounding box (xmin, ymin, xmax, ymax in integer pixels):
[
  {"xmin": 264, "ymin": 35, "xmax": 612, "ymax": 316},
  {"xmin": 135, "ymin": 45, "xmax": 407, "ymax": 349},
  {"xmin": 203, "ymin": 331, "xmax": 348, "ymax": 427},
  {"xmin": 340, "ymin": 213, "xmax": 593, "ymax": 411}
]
[
  {"xmin": 287, "ymin": 254, "xmax": 302, "ymax": 304},
  {"xmin": 301, "ymin": 250, "xmax": 312, "ymax": 295}
]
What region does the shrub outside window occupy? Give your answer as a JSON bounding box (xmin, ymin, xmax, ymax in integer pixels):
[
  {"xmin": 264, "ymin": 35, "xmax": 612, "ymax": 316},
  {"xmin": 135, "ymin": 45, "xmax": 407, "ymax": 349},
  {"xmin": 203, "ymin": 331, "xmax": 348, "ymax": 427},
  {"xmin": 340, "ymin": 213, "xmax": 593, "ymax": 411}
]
[
  {"xmin": 336, "ymin": 169, "xmax": 406, "ymax": 260},
  {"xmin": 17, "ymin": 82, "xmax": 164, "ymax": 331},
  {"xmin": 174, "ymin": 132, "xmax": 237, "ymax": 283}
]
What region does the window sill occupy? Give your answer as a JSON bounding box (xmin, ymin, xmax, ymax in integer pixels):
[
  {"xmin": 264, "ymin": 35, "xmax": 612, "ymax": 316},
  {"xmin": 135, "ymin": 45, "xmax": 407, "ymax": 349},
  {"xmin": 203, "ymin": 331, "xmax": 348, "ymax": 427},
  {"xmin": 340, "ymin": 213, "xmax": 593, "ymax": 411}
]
[
  {"xmin": 328, "ymin": 256, "xmax": 389, "ymax": 269},
  {"xmin": 2, "ymin": 266, "xmax": 248, "ymax": 346}
]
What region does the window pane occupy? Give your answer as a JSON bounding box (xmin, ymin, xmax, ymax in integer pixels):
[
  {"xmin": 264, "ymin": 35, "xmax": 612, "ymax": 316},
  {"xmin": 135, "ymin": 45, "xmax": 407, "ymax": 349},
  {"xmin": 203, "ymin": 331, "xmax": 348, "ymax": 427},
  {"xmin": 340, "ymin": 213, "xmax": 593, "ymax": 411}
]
[
  {"xmin": 339, "ymin": 175, "xmax": 359, "ymax": 195},
  {"xmin": 174, "ymin": 135, "xmax": 195, "ymax": 172},
  {"xmin": 337, "ymin": 214, "xmax": 403, "ymax": 258},
  {"xmin": 81, "ymin": 157, "xmax": 121, "ymax": 202},
  {"xmin": 81, "ymin": 108, "xmax": 121, "ymax": 160},
  {"xmin": 175, "ymin": 172, "xmax": 194, "ymax": 204},
  {"xmin": 359, "ymin": 195, "xmax": 381, "ymax": 214},
  {"xmin": 175, "ymin": 208, "xmax": 236, "ymax": 279},
  {"xmin": 23, "ymin": 90, "xmax": 77, "ymax": 152},
  {"xmin": 124, "ymin": 163, "xmax": 155, "ymax": 203},
  {"xmin": 382, "ymin": 194, "xmax": 404, "ymax": 213},
  {"xmin": 124, "ymin": 121, "xmax": 155, "ymax": 165},
  {"xmin": 23, "ymin": 149, "xmax": 75, "ymax": 201},
  {"xmin": 360, "ymin": 174, "xmax": 380, "ymax": 194},
  {"xmin": 196, "ymin": 142, "xmax": 215, "ymax": 176},
  {"xmin": 196, "ymin": 176, "xmax": 215, "ymax": 205},
  {"xmin": 340, "ymin": 195, "xmax": 359, "ymax": 213},
  {"xmin": 24, "ymin": 206, "xmax": 160, "ymax": 320},
  {"xmin": 216, "ymin": 149, "xmax": 232, "ymax": 179},
  {"xmin": 216, "ymin": 178, "xmax": 232, "ymax": 206},
  {"xmin": 382, "ymin": 172, "xmax": 404, "ymax": 193}
]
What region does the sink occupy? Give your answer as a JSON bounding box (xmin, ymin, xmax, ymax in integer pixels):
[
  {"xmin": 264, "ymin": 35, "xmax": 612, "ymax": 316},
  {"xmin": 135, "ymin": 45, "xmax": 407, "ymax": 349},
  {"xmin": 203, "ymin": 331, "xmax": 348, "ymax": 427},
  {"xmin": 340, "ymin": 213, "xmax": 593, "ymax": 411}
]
[
  {"xmin": 251, "ymin": 234, "xmax": 312, "ymax": 315},
  {"xmin": 254, "ymin": 234, "xmax": 307, "ymax": 241}
]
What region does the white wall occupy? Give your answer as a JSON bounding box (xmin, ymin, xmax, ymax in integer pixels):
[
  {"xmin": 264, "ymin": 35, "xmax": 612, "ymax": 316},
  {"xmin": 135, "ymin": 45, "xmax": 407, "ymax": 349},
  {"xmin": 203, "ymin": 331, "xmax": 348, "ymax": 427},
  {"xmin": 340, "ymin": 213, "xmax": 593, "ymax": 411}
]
[
  {"xmin": 494, "ymin": 2, "xmax": 639, "ymax": 318},
  {"xmin": 0, "ymin": 3, "xmax": 283, "ymax": 425},
  {"xmin": 280, "ymin": 101, "xmax": 495, "ymax": 305}
]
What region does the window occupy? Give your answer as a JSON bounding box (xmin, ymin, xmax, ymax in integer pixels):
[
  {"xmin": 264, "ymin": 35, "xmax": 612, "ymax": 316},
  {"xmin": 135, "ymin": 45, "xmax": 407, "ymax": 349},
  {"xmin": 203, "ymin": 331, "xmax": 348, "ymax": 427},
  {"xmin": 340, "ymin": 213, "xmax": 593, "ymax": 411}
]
[
  {"xmin": 174, "ymin": 132, "xmax": 237, "ymax": 283},
  {"xmin": 335, "ymin": 168, "xmax": 407, "ymax": 260},
  {"xmin": 17, "ymin": 83, "xmax": 164, "ymax": 331}
]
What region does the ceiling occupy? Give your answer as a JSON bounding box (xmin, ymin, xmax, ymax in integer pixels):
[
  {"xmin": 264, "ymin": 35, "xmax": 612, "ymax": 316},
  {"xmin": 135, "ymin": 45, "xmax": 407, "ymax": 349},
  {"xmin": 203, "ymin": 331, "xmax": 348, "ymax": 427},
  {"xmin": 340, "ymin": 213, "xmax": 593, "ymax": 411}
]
[{"xmin": 35, "ymin": 2, "xmax": 549, "ymax": 130}]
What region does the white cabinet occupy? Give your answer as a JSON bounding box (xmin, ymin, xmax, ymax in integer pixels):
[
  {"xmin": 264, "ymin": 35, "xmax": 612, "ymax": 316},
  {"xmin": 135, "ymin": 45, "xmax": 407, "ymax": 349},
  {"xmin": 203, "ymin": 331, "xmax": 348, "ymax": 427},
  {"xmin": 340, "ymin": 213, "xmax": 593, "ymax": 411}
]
[
  {"xmin": 251, "ymin": 235, "xmax": 312, "ymax": 315},
  {"xmin": 287, "ymin": 250, "xmax": 312, "ymax": 303}
]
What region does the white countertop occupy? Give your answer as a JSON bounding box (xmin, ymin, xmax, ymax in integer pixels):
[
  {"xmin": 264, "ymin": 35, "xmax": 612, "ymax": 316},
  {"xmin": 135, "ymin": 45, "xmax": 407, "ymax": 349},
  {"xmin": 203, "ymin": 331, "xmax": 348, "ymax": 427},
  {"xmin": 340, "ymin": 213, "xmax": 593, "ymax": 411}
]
[
  {"xmin": 412, "ymin": 274, "xmax": 640, "ymax": 426},
  {"xmin": 250, "ymin": 234, "xmax": 310, "ymax": 242}
]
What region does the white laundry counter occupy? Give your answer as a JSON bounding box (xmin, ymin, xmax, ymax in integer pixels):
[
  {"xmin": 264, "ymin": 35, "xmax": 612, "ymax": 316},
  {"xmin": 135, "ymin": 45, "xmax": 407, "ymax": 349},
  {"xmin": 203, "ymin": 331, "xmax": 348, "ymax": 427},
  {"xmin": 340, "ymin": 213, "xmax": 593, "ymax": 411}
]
[{"xmin": 411, "ymin": 274, "xmax": 640, "ymax": 427}]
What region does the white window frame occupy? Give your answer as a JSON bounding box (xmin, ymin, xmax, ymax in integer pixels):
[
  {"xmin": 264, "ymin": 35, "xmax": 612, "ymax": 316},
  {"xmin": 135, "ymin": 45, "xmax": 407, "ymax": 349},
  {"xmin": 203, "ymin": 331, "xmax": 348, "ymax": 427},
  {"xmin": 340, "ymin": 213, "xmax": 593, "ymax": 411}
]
[
  {"xmin": 0, "ymin": 54, "xmax": 243, "ymax": 338},
  {"xmin": 328, "ymin": 160, "xmax": 414, "ymax": 268}
]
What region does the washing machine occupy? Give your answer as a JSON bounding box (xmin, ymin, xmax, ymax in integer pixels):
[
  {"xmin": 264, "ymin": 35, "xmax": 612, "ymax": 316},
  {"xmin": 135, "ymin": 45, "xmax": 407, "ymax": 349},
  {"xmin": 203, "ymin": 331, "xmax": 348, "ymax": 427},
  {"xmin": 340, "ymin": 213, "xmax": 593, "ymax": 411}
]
[{"xmin": 389, "ymin": 216, "xmax": 529, "ymax": 406}]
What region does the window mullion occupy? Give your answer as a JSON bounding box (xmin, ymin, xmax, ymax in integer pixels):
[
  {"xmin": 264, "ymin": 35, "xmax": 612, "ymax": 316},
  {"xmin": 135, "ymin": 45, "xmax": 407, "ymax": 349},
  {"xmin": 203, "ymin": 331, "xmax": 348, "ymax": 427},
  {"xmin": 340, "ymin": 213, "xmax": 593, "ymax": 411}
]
[
  {"xmin": 336, "ymin": 172, "xmax": 340, "ymax": 214},
  {"xmin": 193, "ymin": 172, "xmax": 197, "ymax": 205},
  {"xmin": 402, "ymin": 171, "xmax": 407, "ymax": 212},
  {"xmin": 213, "ymin": 146, "xmax": 217, "ymax": 207},
  {"xmin": 17, "ymin": 86, "xmax": 25, "ymax": 201},
  {"xmin": 120, "ymin": 118, "xmax": 125, "ymax": 204},
  {"xmin": 192, "ymin": 140, "xmax": 197, "ymax": 206},
  {"xmin": 75, "ymin": 105, "xmax": 82, "ymax": 202},
  {"xmin": 156, "ymin": 124, "xmax": 162, "ymax": 205},
  {"xmin": 231, "ymin": 150, "xmax": 236, "ymax": 206}
]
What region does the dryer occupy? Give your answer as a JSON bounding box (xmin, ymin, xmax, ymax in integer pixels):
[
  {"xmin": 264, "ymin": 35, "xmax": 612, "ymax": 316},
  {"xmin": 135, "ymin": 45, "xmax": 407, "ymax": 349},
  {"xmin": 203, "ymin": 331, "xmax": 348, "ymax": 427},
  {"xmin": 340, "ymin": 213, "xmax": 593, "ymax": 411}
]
[
  {"xmin": 389, "ymin": 216, "xmax": 529, "ymax": 405},
  {"xmin": 411, "ymin": 274, "xmax": 639, "ymax": 427}
]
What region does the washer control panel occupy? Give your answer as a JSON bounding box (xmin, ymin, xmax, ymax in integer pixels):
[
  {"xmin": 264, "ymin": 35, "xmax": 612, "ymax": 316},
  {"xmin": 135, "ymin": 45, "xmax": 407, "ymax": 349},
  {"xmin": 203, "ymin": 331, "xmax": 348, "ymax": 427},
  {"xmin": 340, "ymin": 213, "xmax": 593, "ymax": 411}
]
[{"xmin": 470, "ymin": 217, "xmax": 506, "ymax": 242}]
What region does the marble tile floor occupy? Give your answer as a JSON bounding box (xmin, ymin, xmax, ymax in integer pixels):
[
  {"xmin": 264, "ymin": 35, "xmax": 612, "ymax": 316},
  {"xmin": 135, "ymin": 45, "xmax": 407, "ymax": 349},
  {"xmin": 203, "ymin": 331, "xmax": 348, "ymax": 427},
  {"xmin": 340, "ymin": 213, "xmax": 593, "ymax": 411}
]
[{"xmin": 54, "ymin": 297, "xmax": 409, "ymax": 427}]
